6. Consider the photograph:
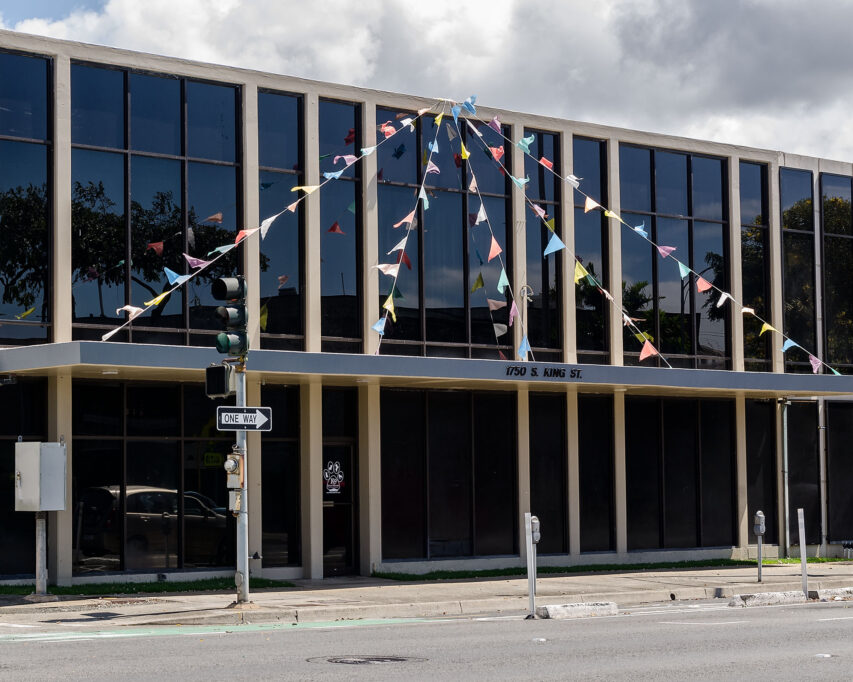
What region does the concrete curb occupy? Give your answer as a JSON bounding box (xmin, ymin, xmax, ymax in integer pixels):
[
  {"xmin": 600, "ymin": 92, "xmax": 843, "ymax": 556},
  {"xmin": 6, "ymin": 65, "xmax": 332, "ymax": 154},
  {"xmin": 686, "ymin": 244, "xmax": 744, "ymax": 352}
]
[
  {"xmin": 728, "ymin": 590, "xmax": 809, "ymax": 607},
  {"xmin": 535, "ymin": 602, "xmax": 617, "ymax": 619},
  {"xmin": 817, "ymin": 587, "xmax": 853, "ymax": 601}
]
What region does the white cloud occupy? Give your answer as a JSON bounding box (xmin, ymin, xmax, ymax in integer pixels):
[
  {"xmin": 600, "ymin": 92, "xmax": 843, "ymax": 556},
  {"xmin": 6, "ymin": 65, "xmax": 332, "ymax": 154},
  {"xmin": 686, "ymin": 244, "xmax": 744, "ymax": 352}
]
[{"xmin": 4, "ymin": 0, "xmax": 853, "ymax": 161}]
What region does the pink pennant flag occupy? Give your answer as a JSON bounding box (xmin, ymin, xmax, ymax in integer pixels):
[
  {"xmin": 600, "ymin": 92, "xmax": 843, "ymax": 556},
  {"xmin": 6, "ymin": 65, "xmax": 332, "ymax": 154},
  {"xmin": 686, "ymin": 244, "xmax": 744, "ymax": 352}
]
[
  {"xmin": 146, "ymin": 241, "xmax": 164, "ymax": 256},
  {"xmin": 488, "ymin": 235, "xmax": 502, "ymax": 262},
  {"xmin": 509, "ymin": 301, "xmax": 519, "ymax": 326},
  {"xmin": 539, "ymin": 156, "xmax": 554, "ymax": 170},
  {"xmin": 235, "ymin": 227, "xmax": 259, "ymax": 244},
  {"xmin": 377, "ymin": 121, "xmax": 394, "ymax": 138},
  {"xmin": 696, "ymin": 276, "xmax": 712, "ymax": 293},
  {"xmin": 277, "ymin": 274, "xmax": 290, "ymax": 289},
  {"xmin": 469, "ymin": 175, "xmax": 478, "ymax": 192},
  {"xmin": 487, "ymin": 298, "xmax": 507, "ymax": 311},
  {"xmin": 584, "ymin": 197, "xmax": 600, "ymax": 213},
  {"xmin": 531, "ymin": 203, "xmax": 546, "ymax": 219},
  {"xmin": 489, "ymin": 146, "xmax": 505, "ymax": 162},
  {"xmin": 639, "ymin": 340, "xmax": 659, "ymax": 361},
  {"xmin": 487, "ymin": 116, "xmax": 501, "ymax": 133},
  {"xmin": 286, "ymin": 200, "xmax": 299, "ymax": 212},
  {"xmin": 183, "ymin": 253, "xmax": 210, "ymax": 269},
  {"xmin": 657, "ymin": 245, "xmax": 676, "ymax": 258},
  {"xmin": 809, "ymin": 354, "xmax": 822, "ymax": 374},
  {"xmin": 203, "ymin": 212, "xmax": 223, "ymax": 224},
  {"xmin": 334, "ymin": 154, "xmax": 358, "ymax": 166},
  {"xmin": 327, "ymin": 221, "xmax": 345, "ymax": 234},
  {"xmin": 393, "ymin": 209, "xmax": 417, "ymax": 228},
  {"xmin": 425, "ymin": 160, "xmax": 440, "ymax": 175}
]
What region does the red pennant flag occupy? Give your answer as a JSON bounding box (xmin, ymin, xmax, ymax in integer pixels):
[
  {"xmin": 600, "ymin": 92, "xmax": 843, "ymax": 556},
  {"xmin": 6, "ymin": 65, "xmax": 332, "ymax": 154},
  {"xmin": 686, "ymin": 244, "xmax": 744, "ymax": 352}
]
[
  {"xmin": 396, "ymin": 250, "xmax": 412, "ymax": 269},
  {"xmin": 203, "ymin": 212, "xmax": 223, "ymax": 224},
  {"xmin": 498, "ymin": 350, "xmax": 507, "ymax": 360},
  {"xmin": 454, "ymin": 153, "xmax": 463, "ymax": 168},
  {"xmin": 639, "ymin": 340, "xmax": 659, "ymax": 361},
  {"xmin": 696, "ymin": 276, "xmax": 712, "ymax": 293},
  {"xmin": 539, "ymin": 156, "xmax": 554, "ymax": 170},
  {"xmin": 146, "ymin": 241, "xmax": 164, "ymax": 256},
  {"xmin": 327, "ymin": 221, "xmax": 345, "ymax": 235},
  {"xmin": 489, "ymin": 146, "xmax": 505, "ymax": 162},
  {"xmin": 344, "ymin": 128, "xmax": 356, "ymax": 144}
]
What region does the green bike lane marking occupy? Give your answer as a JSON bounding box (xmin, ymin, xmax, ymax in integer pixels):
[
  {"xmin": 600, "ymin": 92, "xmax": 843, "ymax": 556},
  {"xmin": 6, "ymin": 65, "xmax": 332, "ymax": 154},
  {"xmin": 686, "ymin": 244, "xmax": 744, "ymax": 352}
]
[{"xmin": 0, "ymin": 618, "xmax": 431, "ymax": 643}]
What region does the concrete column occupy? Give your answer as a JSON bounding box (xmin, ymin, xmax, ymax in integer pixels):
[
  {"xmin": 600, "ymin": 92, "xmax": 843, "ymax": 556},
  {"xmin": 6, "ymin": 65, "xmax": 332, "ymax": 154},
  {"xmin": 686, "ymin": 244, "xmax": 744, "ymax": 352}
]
[
  {"xmin": 241, "ymin": 83, "xmax": 261, "ymax": 349},
  {"xmin": 566, "ymin": 390, "xmax": 580, "ymax": 556},
  {"xmin": 47, "ymin": 372, "xmax": 72, "ymax": 584},
  {"xmin": 246, "ymin": 375, "xmax": 263, "ymax": 573},
  {"xmin": 561, "ymin": 132, "xmax": 577, "ymax": 364},
  {"xmin": 517, "ymin": 388, "xmax": 531, "ymax": 559},
  {"xmin": 812, "ymin": 168, "xmax": 824, "ymax": 367},
  {"xmin": 300, "ymin": 381, "xmax": 323, "ymax": 578},
  {"xmin": 606, "ymin": 138, "xmax": 623, "ymax": 366},
  {"xmin": 303, "ymin": 94, "xmax": 322, "ymax": 352},
  {"xmin": 358, "ymin": 383, "xmax": 381, "ymax": 575},
  {"xmin": 735, "ymin": 394, "xmax": 749, "ymax": 549},
  {"xmin": 510, "ymin": 123, "xmax": 527, "ymax": 358},
  {"xmin": 613, "ymin": 391, "xmax": 628, "ymax": 553},
  {"xmin": 767, "ymin": 158, "xmax": 784, "ymax": 373},
  {"xmin": 728, "ymin": 157, "xmax": 745, "ymax": 372},
  {"xmin": 362, "ymin": 101, "xmax": 380, "ymax": 355},
  {"xmin": 53, "ymin": 54, "xmax": 72, "ymax": 343}
]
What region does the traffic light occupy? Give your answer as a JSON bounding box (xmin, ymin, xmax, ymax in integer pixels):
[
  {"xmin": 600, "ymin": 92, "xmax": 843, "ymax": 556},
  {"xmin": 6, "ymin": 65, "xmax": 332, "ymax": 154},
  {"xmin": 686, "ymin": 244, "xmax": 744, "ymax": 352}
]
[
  {"xmin": 205, "ymin": 363, "xmax": 233, "ymax": 398},
  {"xmin": 211, "ymin": 276, "xmax": 248, "ymax": 355}
]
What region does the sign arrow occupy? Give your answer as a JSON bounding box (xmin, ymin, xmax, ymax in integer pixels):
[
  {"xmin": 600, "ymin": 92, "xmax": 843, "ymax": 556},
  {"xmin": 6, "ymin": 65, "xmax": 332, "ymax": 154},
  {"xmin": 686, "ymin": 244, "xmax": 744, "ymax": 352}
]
[{"xmin": 216, "ymin": 406, "xmax": 273, "ymax": 432}]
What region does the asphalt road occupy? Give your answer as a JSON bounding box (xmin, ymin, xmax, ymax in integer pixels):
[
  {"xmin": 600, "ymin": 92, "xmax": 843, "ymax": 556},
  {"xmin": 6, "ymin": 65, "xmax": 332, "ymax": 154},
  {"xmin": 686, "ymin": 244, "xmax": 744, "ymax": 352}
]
[{"xmin": 1, "ymin": 600, "xmax": 852, "ymax": 680}]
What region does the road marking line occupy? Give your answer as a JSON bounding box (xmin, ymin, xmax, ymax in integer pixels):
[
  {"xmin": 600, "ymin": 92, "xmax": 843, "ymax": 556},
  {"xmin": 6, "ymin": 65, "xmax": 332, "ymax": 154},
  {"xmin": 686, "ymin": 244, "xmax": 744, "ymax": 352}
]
[
  {"xmin": 0, "ymin": 624, "xmax": 36, "ymax": 628},
  {"xmin": 817, "ymin": 616, "xmax": 853, "ymax": 621},
  {"xmin": 658, "ymin": 621, "xmax": 747, "ymax": 626}
]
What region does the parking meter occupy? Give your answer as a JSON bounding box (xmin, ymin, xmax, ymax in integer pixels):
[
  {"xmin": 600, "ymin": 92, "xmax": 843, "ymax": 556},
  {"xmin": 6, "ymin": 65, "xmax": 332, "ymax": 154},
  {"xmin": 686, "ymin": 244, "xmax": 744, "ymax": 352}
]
[
  {"xmin": 754, "ymin": 510, "xmax": 765, "ymax": 583},
  {"xmin": 531, "ymin": 516, "xmax": 541, "ymax": 544}
]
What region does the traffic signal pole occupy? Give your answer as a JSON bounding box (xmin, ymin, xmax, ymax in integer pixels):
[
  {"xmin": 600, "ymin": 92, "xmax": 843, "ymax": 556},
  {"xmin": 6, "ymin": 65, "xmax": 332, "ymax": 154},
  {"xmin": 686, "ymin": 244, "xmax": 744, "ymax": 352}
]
[{"xmin": 235, "ymin": 361, "xmax": 249, "ymax": 604}]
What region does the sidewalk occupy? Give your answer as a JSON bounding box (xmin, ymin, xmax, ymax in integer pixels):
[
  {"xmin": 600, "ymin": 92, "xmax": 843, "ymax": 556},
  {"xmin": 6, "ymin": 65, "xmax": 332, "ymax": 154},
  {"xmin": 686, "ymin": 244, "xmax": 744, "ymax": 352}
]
[{"xmin": 2, "ymin": 563, "xmax": 852, "ymax": 627}]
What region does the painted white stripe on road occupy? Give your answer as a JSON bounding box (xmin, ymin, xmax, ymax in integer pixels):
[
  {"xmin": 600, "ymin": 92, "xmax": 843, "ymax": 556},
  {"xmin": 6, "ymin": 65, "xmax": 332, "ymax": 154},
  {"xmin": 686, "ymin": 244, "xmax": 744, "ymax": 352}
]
[
  {"xmin": 817, "ymin": 616, "xmax": 853, "ymax": 621},
  {"xmin": 658, "ymin": 621, "xmax": 747, "ymax": 626},
  {"xmin": 0, "ymin": 624, "xmax": 36, "ymax": 628}
]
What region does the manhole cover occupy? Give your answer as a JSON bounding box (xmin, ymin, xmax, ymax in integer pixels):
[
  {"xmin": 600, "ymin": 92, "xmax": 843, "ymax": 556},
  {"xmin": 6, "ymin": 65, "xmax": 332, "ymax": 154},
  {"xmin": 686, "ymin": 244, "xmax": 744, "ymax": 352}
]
[{"xmin": 309, "ymin": 655, "xmax": 426, "ymax": 665}]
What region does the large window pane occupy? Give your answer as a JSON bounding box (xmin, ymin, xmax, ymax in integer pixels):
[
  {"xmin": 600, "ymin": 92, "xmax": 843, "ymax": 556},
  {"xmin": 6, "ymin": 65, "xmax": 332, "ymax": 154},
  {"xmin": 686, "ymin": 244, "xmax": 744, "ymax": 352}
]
[
  {"xmin": 575, "ymin": 209, "xmax": 606, "ymax": 352},
  {"xmin": 822, "ymin": 174, "xmax": 852, "ymax": 236},
  {"xmin": 261, "ymin": 440, "xmax": 301, "ymax": 566},
  {"xmin": 626, "ymin": 397, "xmax": 661, "ymax": 550},
  {"xmin": 71, "ymin": 148, "xmax": 126, "ymax": 324},
  {"xmin": 73, "ymin": 440, "xmax": 122, "ymax": 575},
  {"xmin": 741, "ymin": 222, "xmax": 769, "ymax": 365},
  {"xmin": 376, "ymin": 107, "xmax": 417, "ymax": 185},
  {"xmin": 0, "ymin": 51, "xmax": 48, "ymax": 140},
  {"xmin": 621, "ymin": 212, "xmax": 654, "ymax": 361},
  {"xmin": 824, "ymin": 235, "xmax": 853, "ymax": 366},
  {"xmin": 187, "ymin": 81, "xmax": 236, "ymax": 163},
  {"xmin": 657, "ymin": 217, "xmax": 691, "ymax": 355},
  {"xmin": 655, "ymin": 152, "xmax": 687, "ymax": 216},
  {"xmin": 471, "ymin": 196, "xmax": 509, "ymax": 345},
  {"xmin": 746, "ymin": 400, "xmax": 777, "ymax": 544},
  {"xmin": 694, "ymin": 221, "xmax": 727, "ymax": 359},
  {"xmin": 692, "ymin": 157, "xmax": 724, "ymax": 221},
  {"xmin": 827, "ymin": 403, "xmax": 853, "ymax": 542},
  {"xmin": 378, "ymin": 184, "xmax": 420, "ymax": 341},
  {"xmin": 425, "ymin": 192, "xmax": 465, "ymax": 343},
  {"xmin": 619, "ymin": 145, "xmax": 650, "ymax": 212},
  {"xmin": 126, "ymin": 385, "xmax": 180, "ymax": 437},
  {"xmin": 663, "ymin": 399, "xmax": 698, "ymax": 548},
  {"xmin": 782, "ymin": 231, "xmax": 816, "ymax": 366},
  {"xmin": 740, "ymin": 162, "xmax": 767, "ymax": 227},
  {"xmin": 71, "ymin": 64, "xmax": 124, "ymax": 149},
  {"xmin": 781, "ymin": 168, "xmax": 813, "ymax": 231},
  {"xmin": 183, "ymin": 440, "xmax": 234, "ymax": 568},
  {"xmin": 0, "ymin": 441, "xmax": 35, "ymax": 575},
  {"xmin": 320, "ymin": 179, "xmax": 360, "ymax": 340},
  {"xmin": 526, "ymin": 132, "xmax": 558, "ymax": 204},
  {"xmin": 530, "ymin": 394, "xmax": 567, "ymax": 554},
  {"xmin": 525, "ymin": 200, "xmax": 560, "ymax": 350},
  {"xmin": 259, "ymin": 91, "xmax": 301, "ymax": 171},
  {"xmin": 786, "ymin": 402, "xmax": 820, "ymax": 545},
  {"xmin": 130, "ymin": 73, "xmax": 180, "ymax": 156},
  {"xmin": 465, "ymin": 121, "xmax": 509, "ymax": 196},
  {"xmin": 700, "ymin": 400, "xmax": 734, "ymax": 546},
  {"xmin": 579, "ymin": 395, "xmax": 614, "ymax": 552}
]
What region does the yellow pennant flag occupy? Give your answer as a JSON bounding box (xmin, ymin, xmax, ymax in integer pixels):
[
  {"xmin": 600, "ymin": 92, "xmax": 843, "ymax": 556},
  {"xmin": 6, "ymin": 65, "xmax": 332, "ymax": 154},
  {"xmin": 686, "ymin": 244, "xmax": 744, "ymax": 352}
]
[
  {"xmin": 545, "ymin": 218, "xmax": 555, "ymax": 232},
  {"xmin": 759, "ymin": 322, "xmax": 777, "ymax": 336},
  {"xmin": 15, "ymin": 307, "xmax": 35, "ymax": 320},
  {"xmin": 383, "ymin": 294, "xmax": 396, "ymax": 322},
  {"xmin": 574, "ymin": 260, "xmax": 589, "ymax": 285},
  {"xmin": 460, "ymin": 141, "xmax": 470, "ymax": 160},
  {"xmin": 435, "ymin": 112, "xmax": 444, "ymax": 126},
  {"xmin": 145, "ymin": 292, "xmax": 169, "ymax": 307},
  {"xmin": 259, "ymin": 303, "xmax": 269, "ymax": 332},
  {"xmin": 291, "ymin": 185, "xmax": 320, "ymax": 194}
]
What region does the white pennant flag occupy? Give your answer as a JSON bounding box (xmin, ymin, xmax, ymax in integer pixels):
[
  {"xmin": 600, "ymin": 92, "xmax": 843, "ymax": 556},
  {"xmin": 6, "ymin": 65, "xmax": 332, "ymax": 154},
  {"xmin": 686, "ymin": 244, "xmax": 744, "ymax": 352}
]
[
  {"xmin": 374, "ymin": 263, "xmax": 400, "ymax": 277},
  {"xmin": 260, "ymin": 211, "xmax": 283, "ymax": 240},
  {"xmin": 469, "ymin": 174, "xmax": 478, "ymax": 192},
  {"xmin": 116, "ymin": 304, "xmax": 144, "ymax": 321},
  {"xmin": 387, "ymin": 236, "xmax": 408, "ymax": 254},
  {"xmin": 716, "ymin": 292, "xmax": 732, "ymax": 308},
  {"xmin": 475, "ymin": 202, "xmax": 487, "ymax": 225},
  {"xmin": 466, "ymin": 119, "xmax": 483, "ymax": 137}
]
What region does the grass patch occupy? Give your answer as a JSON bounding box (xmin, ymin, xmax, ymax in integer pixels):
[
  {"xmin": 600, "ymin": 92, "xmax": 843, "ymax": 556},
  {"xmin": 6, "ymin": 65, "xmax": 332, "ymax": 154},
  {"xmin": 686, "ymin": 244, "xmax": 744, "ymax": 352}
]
[
  {"xmin": 373, "ymin": 557, "xmax": 849, "ymax": 581},
  {"xmin": 761, "ymin": 557, "xmax": 848, "ymax": 565},
  {"xmin": 0, "ymin": 577, "xmax": 294, "ymax": 596}
]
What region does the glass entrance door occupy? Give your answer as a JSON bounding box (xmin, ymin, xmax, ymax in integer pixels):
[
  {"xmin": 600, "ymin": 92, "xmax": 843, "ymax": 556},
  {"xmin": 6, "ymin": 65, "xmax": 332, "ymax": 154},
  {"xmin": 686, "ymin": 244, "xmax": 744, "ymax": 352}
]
[{"xmin": 322, "ymin": 443, "xmax": 357, "ymax": 575}]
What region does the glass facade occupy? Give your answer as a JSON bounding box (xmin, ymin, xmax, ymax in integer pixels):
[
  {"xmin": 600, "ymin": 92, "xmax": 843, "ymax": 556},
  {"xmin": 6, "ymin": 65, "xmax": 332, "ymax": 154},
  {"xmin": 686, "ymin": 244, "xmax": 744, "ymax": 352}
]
[
  {"xmin": 740, "ymin": 161, "xmax": 770, "ymax": 370},
  {"xmin": 746, "ymin": 399, "xmax": 777, "ymax": 545},
  {"xmin": 827, "ymin": 402, "xmax": 853, "ymax": 542},
  {"xmin": 258, "ymin": 90, "xmax": 304, "ymax": 349},
  {"xmin": 529, "ymin": 393, "xmax": 567, "ymax": 554},
  {"xmin": 0, "ymin": 50, "xmax": 51, "ymax": 344},
  {"xmin": 780, "ymin": 167, "xmax": 815, "ymax": 372},
  {"xmin": 620, "ymin": 146, "xmax": 729, "ymax": 368},
  {"xmin": 821, "ymin": 173, "xmax": 853, "ymax": 371},
  {"xmin": 578, "ymin": 394, "xmax": 615, "ymax": 552},
  {"xmin": 70, "ymin": 63, "xmax": 241, "ymax": 344}
]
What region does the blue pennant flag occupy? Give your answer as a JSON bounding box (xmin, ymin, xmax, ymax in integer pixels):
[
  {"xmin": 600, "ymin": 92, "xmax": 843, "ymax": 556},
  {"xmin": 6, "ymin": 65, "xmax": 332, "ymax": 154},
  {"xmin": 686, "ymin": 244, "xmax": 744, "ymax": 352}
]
[
  {"xmin": 543, "ymin": 232, "xmax": 566, "ymax": 257},
  {"xmin": 518, "ymin": 336, "xmax": 531, "ymax": 359},
  {"xmin": 462, "ymin": 95, "xmax": 477, "ymax": 115},
  {"xmin": 323, "ymin": 169, "xmax": 344, "ymax": 180},
  {"xmin": 510, "ymin": 174, "xmax": 530, "ymax": 190},
  {"xmin": 164, "ymin": 267, "xmax": 181, "ymax": 285},
  {"xmin": 451, "ymin": 105, "xmax": 461, "ymax": 125},
  {"xmin": 371, "ymin": 317, "xmax": 386, "ymax": 335},
  {"xmin": 781, "ymin": 338, "xmax": 799, "ymax": 352},
  {"xmin": 428, "ymin": 140, "xmax": 439, "ymax": 154}
]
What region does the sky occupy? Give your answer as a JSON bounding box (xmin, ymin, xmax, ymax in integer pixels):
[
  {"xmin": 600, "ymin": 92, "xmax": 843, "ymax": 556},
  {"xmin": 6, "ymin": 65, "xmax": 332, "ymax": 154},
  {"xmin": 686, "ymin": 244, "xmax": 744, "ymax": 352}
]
[{"xmin": 2, "ymin": 0, "xmax": 852, "ymax": 162}]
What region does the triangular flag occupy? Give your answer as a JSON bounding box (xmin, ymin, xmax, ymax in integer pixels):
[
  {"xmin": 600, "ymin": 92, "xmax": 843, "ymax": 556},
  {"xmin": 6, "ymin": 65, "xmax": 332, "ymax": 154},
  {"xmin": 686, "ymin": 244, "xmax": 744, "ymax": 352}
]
[
  {"xmin": 347, "ymin": 202, "xmax": 356, "ymax": 214},
  {"xmin": 488, "ymin": 235, "xmax": 502, "ymax": 261},
  {"xmin": 639, "ymin": 340, "xmax": 659, "ymax": 361},
  {"xmin": 781, "ymin": 339, "xmax": 799, "ymax": 352},
  {"xmin": 425, "ymin": 160, "xmax": 440, "ymax": 175},
  {"xmin": 466, "ymin": 119, "xmax": 483, "ymax": 137},
  {"xmin": 360, "ymin": 145, "xmax": 376, "ymax": 156},
  {"xmin": 574, "ymin": 261, "xmax": 589, "ymax": 285},
  {"xmin": 428, "ymin": 140, "xmax": 439, "ymax": 154},
  {"xmin": 489, "ymin": 146, "xmax": 505, "ymax": 162},
  {"xmin": 716, "ymin": 292, "xmax": 732, "ymax": 308},
  {"xmin": 678, "ymin": 261, "xmax": 691, "ymax": 279},
  {"xmin": 487, "ymin": 298, "xmax": 507, "ymax": 311},
  {"xmin": 510, "ymin": 174, "xmax": 529, "ymax": 190},
  {"xmin": 696, "ymin": 276, "xmax": 712, "ymax": 293},
  {"xmin": 393, "ymin": 209, "xmax": 417, "ymax": 228},
  {"xmin": 203, "ymin": 212, "xmax": 223, "ymax": 224},
  {"xmin": 286, "ymin": 200, "xmax": 299, "ymax": 212},
  {"xmin": 759, "ymin": 322, "xmax": 777, "ymax": 336},
  {"xmin": 164, "ymin": 267, "xmax": 181, "ymax": 285},
  {"xmin": 539, "ymin": 156, "xmax": 553, "ymax": 170},
  {"xmin": 445, "ymin": 122, "xmax": 457, "ymax": 141},
  {"xmin": 392, "ymin": 284, "xmax": 404, "ymax": 299},
  {"xmin": 543, "ymin": 232, "xmax": 565, "ymax": 257},
  {"xmin": 460, "ymin": 141, "xmax": 470, "ymax": 160},
  {"xmin": 565, "ymin": 174, "xmax": 581, "ymax": 189},
  {"xmin": 604, "ymin": 209, "xmax": 620, "ymax": 220},
  {"xmin": 657, "ymin": 245, "xmax": 676, "ymax": 258},
  {"xmin": 545, "ymin": 218, "xmax": 555, "ymax": 232},
  {"xmin": 334, "ymin": 154, "xmax": 358, "ymax": 166},
  {"xmin": 518, "ymin": 336, "xmax": 531, "ymax": 359},
  {"xmin": 531, "ymin": 203, "xmax": 546, "ymax": 219},
  {"xmin": 462, "ymin": 95, "xmax": 477, "ymax": 114},
  {"xmin": 371, "ymin": 317, "xmax": 386, "ymax": 335},
  {"xmin": 584, "ymin": 197, "xmax": 600, "ymax": 212},
  {"xmin": 383, "ymin": 294, "xmax": 396, "ymax": 322},
  {"xmin": 235, "ymin": 228, "xmax": 259, "ymax": 244},
  {"xmin": 741, "ymin": 307, "xmax": 755, "ymax": 316},
  {"xmin": 146, "ymin": 241, "xmax": 164, "ymax": 256},
  {"xmin": 375, "ymin": 263, "xmax": 400, "ymax": 277},
  {"xmin": 809, "ymin": 354, "xmax": 822, "ymax": 374},
  {"xmin": 497, "ymin": 268, "xmax": 509, "ymax": 293},
  {"xmin": 493, "ymin": 323, "xmax": 508, "ymax": 338},
  {"xmin": 435, "ymin": 112, "xmax": 444, "ymax": 126},
  {"xmin": 831, "ymin": 368, "xmax": 842, "ymax": 376},
  {"xmin": 323, "ymin": 169, "xmax": 344, "ymax": 180},
  {"xmin": 633, "ymin": 223, "xmax": 648, "ymax": 238},
  {"xmin": 476, "ymin": 202, "xmax": 488, "ymax": 225},
  {"xmin": 451, "ymin": 105, "xmax": 461, "ymax": 125},
  {"xmin": 418, "ymin": 186, "xmax": 429, "ymax": 209},
  {"xmin": 634, "ymin": 331, "xmax": 653, "ymax": 342},
  {"xmin": 260, "ymin": 211, "xmax": 283, "ymax": 240},
  {"xmin": 387, "ymin": 236, "xmax": 407, "ymax": 254},
  {"xmin": 183, "ymin": 253, "xmax": 211, "ymax": 269},
  {"xmin": 327, "ymin": 221, "xmax": 345, "ymax": 234},
  {"xmin": 207, "ymin": 243, "xmax": 236, "ymax": 256},
  {"xmin": 116, "ymin": 304, "xmax": 144, "ymax": 320},
  {"xmin": 622, "ymin": 313, "xmax": 632, "ymax": 327},
  {"xmin": 470, "ymin": 272, "xmax": 485, "ymax": 293},
  {"xmin": 379, "ymin": 121, "xmax": 395, "ymax": 138},
  {"xmin": 487, "ymin": 116, "xmax": 501, "ymax": 133},
  {"xmin": 396, "ymin": 250, "xmax": 412, "ymax": 270},
  {"xmin": 14, "ymin": 306, "xmax": 35, "ymax": 320},
  {"xmin": 417, "ymin": 107, "xmax": 430, "ymax": 115},
  {"xmin": 145, "ymin": 291, "xmax": 169, "ymax": 307},
  {"xmin": 509, "ymin": 301, "xmax": 519, "ymax": 326},
  {"xmin": 469, "ymin": 174, "xmax": 478, "ymax": 192},
  {"xmin": 101, "ymin": 327, "xmax": 122, "ymax": 341},
  {"xmin": 516, "ymin": 134, "xmax": 535, "ymax": 154},
  {"xmin": 399, "ymin": 117, "xmax": 414, "ymax": 132},
  {"xmin": 291, "ymin": 185, "xmax": 320, "ymax": 194},
  {"xmin": 259, "ymin": 303, "xmax": 268, "ymax": 332}
]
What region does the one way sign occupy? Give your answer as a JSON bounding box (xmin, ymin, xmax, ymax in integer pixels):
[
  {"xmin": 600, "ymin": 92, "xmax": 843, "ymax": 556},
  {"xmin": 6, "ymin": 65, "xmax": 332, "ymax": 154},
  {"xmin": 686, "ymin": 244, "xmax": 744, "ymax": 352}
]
[{"xmin": 216, "ymin": 406, "xmax": 273, "ymax": 432}]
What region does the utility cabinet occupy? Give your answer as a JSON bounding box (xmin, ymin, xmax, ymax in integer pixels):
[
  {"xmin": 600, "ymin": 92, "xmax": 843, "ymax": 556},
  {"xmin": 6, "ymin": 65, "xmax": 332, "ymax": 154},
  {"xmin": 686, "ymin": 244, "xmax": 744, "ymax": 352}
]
[{"xmin": 14, "ymin": 441, "xmax": 67, "ymax": 512}]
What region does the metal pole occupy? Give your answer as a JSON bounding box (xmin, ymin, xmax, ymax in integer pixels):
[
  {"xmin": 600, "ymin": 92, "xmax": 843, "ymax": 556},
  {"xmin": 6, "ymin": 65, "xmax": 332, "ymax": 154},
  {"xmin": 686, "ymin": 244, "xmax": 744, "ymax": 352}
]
[
  {"xmin": 757, "ymin": 535, "xmax": 762, "ymax": 583},
  {"xmin": 35, "ymin": 511, "xmax": 47, "ymax": 595},
  {"xmin": 524, "ymin": 513, "xmax": 535, "ymax": 617},
  {"xmin": 236, "ymin": 364, "xmax": 249, "ymax": 603},
  {"xmin": 798, "ymin": 508, "xmax": 808, "ymax": 597},
  {"xmin": 782, "ymin": 400, "xmax": 790, "ymax": 558}
]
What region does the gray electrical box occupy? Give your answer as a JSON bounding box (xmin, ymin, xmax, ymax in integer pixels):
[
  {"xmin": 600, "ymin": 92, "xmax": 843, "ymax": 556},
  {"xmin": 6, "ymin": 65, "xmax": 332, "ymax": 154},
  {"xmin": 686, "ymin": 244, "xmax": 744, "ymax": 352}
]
[{"xmin": 14, "ymin": 441, "xmax": 67, "ymax": 512}]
